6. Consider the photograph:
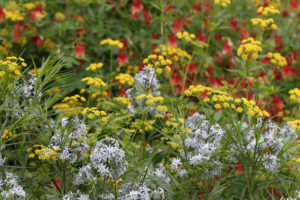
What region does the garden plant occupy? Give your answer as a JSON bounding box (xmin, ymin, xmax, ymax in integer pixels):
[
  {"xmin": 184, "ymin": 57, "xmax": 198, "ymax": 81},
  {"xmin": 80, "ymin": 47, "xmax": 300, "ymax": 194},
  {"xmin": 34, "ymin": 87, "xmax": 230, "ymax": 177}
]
[{"xmin": 0, "ymin": 0, "xmax": 300, "ymax": 199}]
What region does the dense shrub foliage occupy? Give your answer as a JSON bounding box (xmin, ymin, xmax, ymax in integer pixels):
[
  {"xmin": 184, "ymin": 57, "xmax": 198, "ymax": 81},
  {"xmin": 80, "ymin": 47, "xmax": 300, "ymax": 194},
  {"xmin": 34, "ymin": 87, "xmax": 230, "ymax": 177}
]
[{"xmin": 0, "ymin": 0, "xmax": 300, "ymax": 199}]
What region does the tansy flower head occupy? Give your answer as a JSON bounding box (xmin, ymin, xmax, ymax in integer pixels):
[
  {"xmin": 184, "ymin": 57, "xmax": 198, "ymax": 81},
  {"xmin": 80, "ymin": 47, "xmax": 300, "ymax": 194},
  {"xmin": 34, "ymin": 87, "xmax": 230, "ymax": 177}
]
[{"xmin": 100, "ymin": 38, "xmax": 123, "ymax": 49}]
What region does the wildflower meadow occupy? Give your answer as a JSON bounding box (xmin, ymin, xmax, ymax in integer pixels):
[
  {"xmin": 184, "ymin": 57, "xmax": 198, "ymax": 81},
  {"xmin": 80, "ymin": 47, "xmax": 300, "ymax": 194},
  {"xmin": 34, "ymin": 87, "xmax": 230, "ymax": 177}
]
[{"xmin": 0, "ymin": 0, "xmax": 300, "ymax": 199}]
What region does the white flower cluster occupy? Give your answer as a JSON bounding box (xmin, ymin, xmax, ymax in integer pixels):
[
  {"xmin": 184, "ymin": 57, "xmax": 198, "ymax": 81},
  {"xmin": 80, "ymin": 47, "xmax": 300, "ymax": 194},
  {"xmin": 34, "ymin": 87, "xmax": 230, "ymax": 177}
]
[
  {"xmin": 62, "ymin": 190, "xmax": 90, "ymax": 200},
  {"xmin": 280, "ymin": 191, "xmax": 300, "ymax": 200},
  {"xmin": 0, "ymin": 145, "xmax": 5, "ymax": 166},
  {"xmin": 126, "ymin": 66, "xmax": 161, "ymax": 115},
  {"xmin": 49, "ymin": 117, "xmax": 89, "ymax": 164},
  {"xmin": 230, "ymin": 121, "xmax": 298, "ymax": 172},
  {"xmin": 6, "ymin": 73, "xmax": 41, "ymax": 118},
  {"xmin": 147, "ymin": 164, "xmax": 170, "ymax": 184},
  {"xmin": 170, "ymin": 158, "xmax": 188, "ymax": 177},
  {"xmin": 180, "ymin": 113, "xmax": 225, "ymax": 167},
  {"xmin": 118, "ymin": 182, "xmax": 165, "ymax": 200},
  {"xmin": 74, "ymin": 138, "xmax": 127, "ymax": 185},
  {"xmin": 0, "ymin": 172, "xmax": 26, "ymax": 200}
]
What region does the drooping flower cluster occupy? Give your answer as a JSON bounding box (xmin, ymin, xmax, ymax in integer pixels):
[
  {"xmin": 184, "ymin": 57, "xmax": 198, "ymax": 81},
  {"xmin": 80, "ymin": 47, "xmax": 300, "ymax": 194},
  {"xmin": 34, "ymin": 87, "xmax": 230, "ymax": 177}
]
[
  {"xmin": 49, "ymin": 117, "xmax": 89, "ymax": 164},
  {"xmin": 237, "ymin": 37, "xmax": 262, "ymax": 60},
  {"xmin": 180, "ymin": 112, "xmax": 225, "ymax": 176}
]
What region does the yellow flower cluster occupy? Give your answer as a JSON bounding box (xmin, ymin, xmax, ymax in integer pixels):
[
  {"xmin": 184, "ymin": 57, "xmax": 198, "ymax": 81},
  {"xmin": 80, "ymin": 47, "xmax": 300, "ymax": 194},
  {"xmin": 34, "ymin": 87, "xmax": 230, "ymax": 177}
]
[
  {"xmin": 185, "ymin": 85, "xmax": 270, "ymax": 118},
  {"xmin": 126, "ymin": 65, "xmax": 139, "ymax": 75},
  {"xmin": 82, "ymin": 77, "xmax": 106, "ymax": 88},
  {"xmin": 136, "ymin": 94, "xmax": 164, "ymax": 106},
  {"xmin": 257, "ymin": 5, "xmax": 280, "ymax": 16},
  {"xmin": 214, "ymin": 0, "xmax": 231, "ymax": 7},
  {"xmin": 163, "ymin": 114, "xmax": 191, "ymax": 135},
  {"xmin": 176, "ymin": 31, "xmax": 196, "ymax": 42},
  {"xmin": 53, "ymin": 94, "xmax": 86, "ymax": 116},
  {"xmin": 81, "ymin": 107, "xmax": 108, "ymax": 123},
  {"xmin": 0, "ymin": 56, "xmax": 27, "ymax": 78},
  {"xmin": 86, "ymin": 62, "xmax": 103, "ymax": 71},
  {"xmin": 267, "ymin": 52, "xmax": 287, "ymax": 67},
  {"xmin": 100, "ymin": 38, "xmax": 123, "ymax": 49},
  {"xmin": 115, "ymin": 73, "xmax": 134, "ymax": 86},
  {"xmin": 143, "ymin": 54, "xmax": 172, "ymax": 74},
  {"xmin": 62, "ymin": 94, "xmax": 86, "ymax": 104},
  {"xmin": 154, "ymin": 45, "xmax": 191, "ymax": 61},
  {"xmin": 287, "ymin": 120, "xmax": 300, "ymax": 131},
  {"xmin": 0, "ymin": 129, "xmax": 16, "ymax": 142},
  {"xmin": 43, "ymin": 38, "xmax": 55, "ymax": 51},
  {"xmin": 131, "ymin": 119, "xmax": 156, "ymax": 132},
  {"xmin": 113, "ymin": 97, "xmax": 131, "ymax": 105},
  {"xmin": 289, "ymin": 88, "xmax": 300, "ymax": 104},
  {"xmin": 27, "ymin": 145, "xmax": 59, "ymax": 161},
  {"xmin": 237, "ymin": 38, "xmax": 262, "ymax": 60},
  {"xmin": 23, "ymin": 3, "xmax": 36, "ymax": 10},
  {"xmin": 251, "ymin": 18, "xmax": 278, "ymax": 30},
  {"xmin": 55, "ymin": 12, "xmax": 66, "ymax": 21},
  {"xmin": 3, "ymin": 1, "xmax": 24, "ymax": 21}
]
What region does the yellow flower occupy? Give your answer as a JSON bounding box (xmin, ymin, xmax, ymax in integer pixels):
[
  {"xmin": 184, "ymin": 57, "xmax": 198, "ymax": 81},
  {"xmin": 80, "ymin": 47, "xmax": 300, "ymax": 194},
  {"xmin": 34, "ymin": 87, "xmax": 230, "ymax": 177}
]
[
  {"xmin": 86, "ymin": 62, "xmax": 103, "ymax": 71},
  {"xmin": 237, "ymin": 37, "xmax": 262, "ymax": 60},
  {"xmin": 115, "ymin": 73, "xmax": 134, "ymax": 86},
  {"xmin": 214, "ymin": 0, "xmax": 231, "ymax": 7},
  {"xmin": 289, "ymin": 88, "xmax": 300, "ymax": 104},
  {"xmin": 268, "ymin": 52, "xmax": 287, "ymax": 67},
  {"xmin": 82, "ymin": 77, "xmax": 106, "ymax": 88},
  {"xmin": 100, "ymin": 38, "xmax": 123, "ymax": 48}
]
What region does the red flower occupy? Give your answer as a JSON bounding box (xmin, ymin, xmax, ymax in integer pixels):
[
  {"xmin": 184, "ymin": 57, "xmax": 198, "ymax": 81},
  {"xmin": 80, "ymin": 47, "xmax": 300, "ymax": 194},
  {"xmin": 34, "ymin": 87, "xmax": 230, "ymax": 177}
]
[
  {"xmin": 229, "ymin": 19, "xmax": 238, "ymax": 31},
  {"xmin": 51, "ymin": 179, "xmax": 62, "ymax": 190},
  {"xmin": 117, "ymin": 50, "xmax": 129, "ymax": 65},
  {"xmin": 235, "ymin": 162, "xmax": 244, "ymax": 173},
  {"xmin": 165, "ymin": 2, "xmax": 173, "ymax": 13},
  {"xmin": 282, "ymin": 10, "xmax": 289, "ymax": 17},
  {"xmin": 167, "ymin": 34, "xmax": 177, "ymax": 47},
  {"xmin": 31, "ymin": 36, "xmax": 43, "ymax": 48},
  {"xmin": 172, "ymin": 19, "xmax": 182, "ymax": 33},
  {"xmin": 223, "ymin": 39, "xmax": 232, "ymax": 54},
  {"xmin": 282, "ymin": 65, "xmax": 298, "ymax": 78},
  {"xmin": 30, "ymin": 5, "xmax": 43, "ymax": 21},
  {"xmin": 269, "ymin": 188, "xmax": 281, "ymax": 200},
  {"xmin": 197, "ymin": 31, "xmax": 207, "ymax": 42},
  {"xmin": 131, "ymin": 0, "xmax": 143, "ymax": 20},
  {"xmin": 143, "ymin": 8, "xmax": 151, "ymax": 25},
  {"xmin": 271, "ymin": 94, "xmax": 284, "ymax": 115},
  {"xmin": 290, "ymin": 0, "xmax": 298, "ymax": 10},
  {"xmin": 73, "ymin": 43, "xmax": 85, "ymax": 58},
  {"xmin": 275, "ymin": 36, "xmax": 282, "ymax": 51},
  {"xmin": 13, "ymin": 22, "xmax": 24, "ymax": 40},
  {"xmin": 239, "ymin": 26, "xmax": 250, "ymax": 40},
  {"xmin": 192, "ymin": 3, "xmax": 202, "ymax": 12},
  {"xmin": 0, "ymin": 8, "xmax": 5, "ymax": 22},
  {"xmin": 76, "ymin": 28, "xmax": 86, "ymax": 36}
]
